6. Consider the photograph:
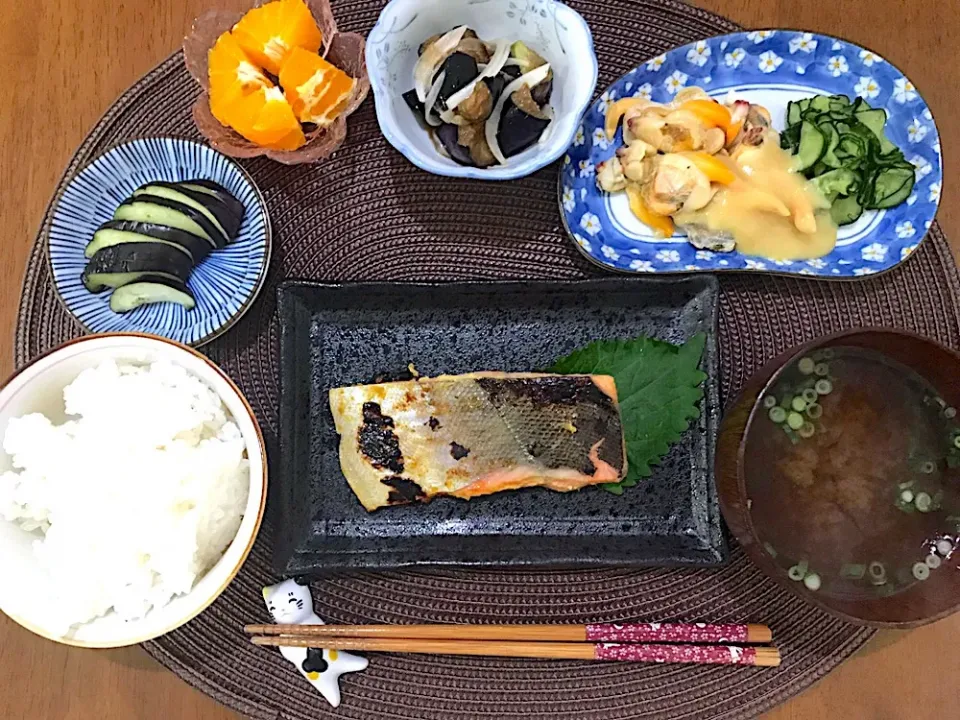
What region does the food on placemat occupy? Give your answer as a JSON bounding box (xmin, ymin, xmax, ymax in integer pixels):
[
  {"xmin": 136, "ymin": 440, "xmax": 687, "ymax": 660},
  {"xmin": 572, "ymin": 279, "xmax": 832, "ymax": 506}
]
[
  {"xmin": 550, "ymin": 333, "xmax": 707, "ymax": 494},
  {"xmin": 85, "ymin": 221, "xmax": 213, "ymax": 262},
  {"xmin": 401, "ymin": 27, "xmax": 554, "ymax": 167},
  {"xmin": 206, "ymin": 0, "xmax": 358, "ymax": 150},
  {"xmin": 82, "ymin": 179, "xmax": 244, "ymax": 313},
  {"xmin": 781, "ymin": 94, "xmax": 915, "ymax": 225},
  {"xmin": 330, "ymin": 373, "xmax": 626, "ymax": 510},
  {"xmin": 0, "ymin": 359, "xmax": 249, "ymax": 634},
  {"xmin": 748, "ymin": 347, "xmax": 959, "ymax": 598},
  {"xmin": 231, "ymin": 0, "xmax": 322, "ymax": 74},
  {"xmin": 598, "ymin": 87, "xmax": 839, "ymax": 260},
  {"xmin": 280, "ymin": 47, "xmax": 358, "ymax": 125},
  {"xmin": 330, "ymin": 333, "xmax": 707, "ymax": 509}
]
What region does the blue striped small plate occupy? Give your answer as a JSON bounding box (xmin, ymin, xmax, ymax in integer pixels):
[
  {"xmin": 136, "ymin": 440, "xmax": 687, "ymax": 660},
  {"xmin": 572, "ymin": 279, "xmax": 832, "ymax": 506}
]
[{"xmin": 48, "ymin": 137, "xmax": 270, "ymax": 346}]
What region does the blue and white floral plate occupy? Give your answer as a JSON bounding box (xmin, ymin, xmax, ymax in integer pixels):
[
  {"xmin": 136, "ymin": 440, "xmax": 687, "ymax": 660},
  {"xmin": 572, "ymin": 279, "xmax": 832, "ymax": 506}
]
[
  {"xmin": 560, "ymin": 31, "xmax": 942, "ymax": 278},
  {"xmin": 48, "ymin": 138, "xmax": 271, "ymax": 346}
]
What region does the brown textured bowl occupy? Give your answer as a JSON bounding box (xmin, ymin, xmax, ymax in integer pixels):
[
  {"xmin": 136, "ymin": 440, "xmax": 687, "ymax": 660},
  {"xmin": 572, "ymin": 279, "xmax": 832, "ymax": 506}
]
[
  {"xmin": 716, "ymin": 328, "xmax": 960, "ymax": 628},
  {"xmin": 182, "ymin": 0, "xmax": 369, "ymax": 164}
]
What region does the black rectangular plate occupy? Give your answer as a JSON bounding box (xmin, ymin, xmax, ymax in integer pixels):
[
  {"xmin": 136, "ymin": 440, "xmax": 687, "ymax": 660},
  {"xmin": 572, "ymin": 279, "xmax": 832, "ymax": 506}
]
[{"xmin": 275, "ymin": 278, "xmax": 725, "ymax": 574}]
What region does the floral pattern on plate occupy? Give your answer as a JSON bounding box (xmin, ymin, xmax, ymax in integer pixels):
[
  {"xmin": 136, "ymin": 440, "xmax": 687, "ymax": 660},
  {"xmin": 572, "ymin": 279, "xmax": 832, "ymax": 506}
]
[{"xmin": 560, "ymin": 31, "xmax": 942, "ymax": 278}]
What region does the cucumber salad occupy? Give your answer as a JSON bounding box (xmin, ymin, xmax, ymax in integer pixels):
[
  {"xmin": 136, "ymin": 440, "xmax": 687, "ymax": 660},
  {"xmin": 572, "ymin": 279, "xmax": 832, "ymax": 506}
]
[{"xmin": 780, "ymin": 94, "xmax": 915, "ymax": 226}]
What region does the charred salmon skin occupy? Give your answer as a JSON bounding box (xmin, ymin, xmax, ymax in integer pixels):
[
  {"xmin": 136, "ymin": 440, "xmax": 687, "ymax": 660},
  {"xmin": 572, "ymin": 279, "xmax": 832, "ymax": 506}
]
[{"xmin": 329, "ymin": 372, "xmax": 626, "ymax": 511}]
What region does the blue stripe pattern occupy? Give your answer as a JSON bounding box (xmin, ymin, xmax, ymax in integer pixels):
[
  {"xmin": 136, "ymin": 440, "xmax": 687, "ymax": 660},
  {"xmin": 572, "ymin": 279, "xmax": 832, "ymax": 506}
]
[{"xmin": 49, "ymin": 138, "xmax": 269, "ymax": 345}]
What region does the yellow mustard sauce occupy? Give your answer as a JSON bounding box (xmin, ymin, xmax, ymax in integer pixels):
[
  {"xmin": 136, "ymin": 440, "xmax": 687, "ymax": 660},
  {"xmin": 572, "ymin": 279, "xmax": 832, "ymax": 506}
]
[{"xmin": 675, "ymin": 133, "xmax": 838, "ymax": 261}]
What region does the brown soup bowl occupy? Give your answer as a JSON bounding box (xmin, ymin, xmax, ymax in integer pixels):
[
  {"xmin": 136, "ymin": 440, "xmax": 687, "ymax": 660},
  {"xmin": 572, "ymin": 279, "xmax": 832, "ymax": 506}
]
[{"xmin": 716, "ymin": 328, "xmax": 960, "ymax": 628}]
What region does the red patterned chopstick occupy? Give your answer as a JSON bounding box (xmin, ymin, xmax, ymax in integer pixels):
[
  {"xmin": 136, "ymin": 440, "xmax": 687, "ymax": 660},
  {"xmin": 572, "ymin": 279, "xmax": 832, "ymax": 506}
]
[
  {"xmin": 246, "ymin": 622, "xmax": 772, "ymax": 644},
  {"xmin": 585, "ymin": 622, "xmax": 770, "ymax": 644}
]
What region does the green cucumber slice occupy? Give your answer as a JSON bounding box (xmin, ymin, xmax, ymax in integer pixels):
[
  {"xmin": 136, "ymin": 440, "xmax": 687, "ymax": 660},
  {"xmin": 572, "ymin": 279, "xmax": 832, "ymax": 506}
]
[{"xmin": 795, "ymin": 121, "xmax": 827, "ymax": 172}]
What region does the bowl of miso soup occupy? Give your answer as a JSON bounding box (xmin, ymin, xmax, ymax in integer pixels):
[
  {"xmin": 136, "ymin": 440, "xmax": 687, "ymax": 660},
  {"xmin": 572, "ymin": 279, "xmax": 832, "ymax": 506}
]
[{"xmin": 717, "ymin": 329, "xmax": 960, "ymax": 627}]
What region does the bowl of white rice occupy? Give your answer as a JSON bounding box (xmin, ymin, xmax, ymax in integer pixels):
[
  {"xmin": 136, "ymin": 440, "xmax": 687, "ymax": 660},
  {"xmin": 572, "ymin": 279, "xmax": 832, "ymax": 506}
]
[{"xmin": 0, "ymin": 333, "xmax": 266, "ymax": 647}]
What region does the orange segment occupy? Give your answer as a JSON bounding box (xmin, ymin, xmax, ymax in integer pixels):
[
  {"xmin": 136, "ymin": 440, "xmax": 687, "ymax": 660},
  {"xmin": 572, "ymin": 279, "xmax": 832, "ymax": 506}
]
[
  {"xmin": 279, "ymin": 46, "xmax": 357, "ymax": 125},
  {"xmin": 231, "ymin": 0, "xmax": 323, "ymax": 76},
  {"xmin": 208, "ymin": 32, "xmax": 271, "ymax": 97},
  {"xmin": 210, "ymin": 85, "xmax": 306, "ymax": 150}
]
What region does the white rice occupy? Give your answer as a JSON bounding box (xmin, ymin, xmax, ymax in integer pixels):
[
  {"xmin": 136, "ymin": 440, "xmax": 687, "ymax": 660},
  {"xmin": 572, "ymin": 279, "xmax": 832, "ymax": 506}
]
[{"xmin": 0, "ymin": 359, "xmax": 249, "ymax": 633}]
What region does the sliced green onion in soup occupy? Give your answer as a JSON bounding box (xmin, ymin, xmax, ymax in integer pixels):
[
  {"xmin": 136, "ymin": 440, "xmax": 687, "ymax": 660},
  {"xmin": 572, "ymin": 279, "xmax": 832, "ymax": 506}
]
[
  {"xmin": 787, "ymin": 565, "xmax": 805, "ymax": 581},
  {"xmin": 803, "ymin": 572, "xmax": 821, "ymax": 591}
]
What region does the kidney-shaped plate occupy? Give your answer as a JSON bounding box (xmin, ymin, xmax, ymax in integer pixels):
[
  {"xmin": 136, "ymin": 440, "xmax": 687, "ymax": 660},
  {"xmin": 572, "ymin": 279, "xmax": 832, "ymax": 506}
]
[{"xmin": 560, "ymin": 30, "xmax": 942, "ymax": 278}]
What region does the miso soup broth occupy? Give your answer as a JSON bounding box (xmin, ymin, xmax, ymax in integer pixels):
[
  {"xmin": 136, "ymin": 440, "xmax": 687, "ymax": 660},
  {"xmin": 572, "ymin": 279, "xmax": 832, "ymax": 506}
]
[{"xmin": 744, "ymin": 346, "xmax": 960, "ymax": 599}]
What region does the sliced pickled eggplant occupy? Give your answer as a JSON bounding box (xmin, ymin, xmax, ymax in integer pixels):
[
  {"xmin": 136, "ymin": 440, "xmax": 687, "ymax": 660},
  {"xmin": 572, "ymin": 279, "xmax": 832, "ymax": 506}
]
[
  {"xmin": 436, "ymin": 124, "xmax": 476, "ymax": 166},
  {"xmin": 531, "ymin": 76, "xmax": 553, "ymax": 107},
  {"xmin": 133, "ymin": 183, "xmax": 239, "ymax": 240},
  {"xmin": 497, "ymin": 101, "xmax": 551, "ymax": 158},
  {"xmin": 85, "ymin": 220, "xmax": 212, "ymax": 261},
  {"xmin": 403, "ymin": 89, "xmax": 426, "ymax": 121},
  {"xmin": 82, "ymin": 242, "xmax": 193, "ymax": 292},
  {"xmin": 178, "ymin": 179, "xmax": 245, "ymax": 220},
  {"xmin": 139, "ymin": 182, "xmax": 243, "ymax": 238},
  {"xmin": 83, "ymin": 270, "xmax": 186, "ymax": 293},
  {"xmin": 113, "ymin": 195, "xmax": 227, "ymax": 248},
  {"xmin": 109, "ymin": 276, "xmax": 196, "ymax": 314},
  {"xmin": 437, "ymin": 52, "xmax": 479, "ymax": 107}
]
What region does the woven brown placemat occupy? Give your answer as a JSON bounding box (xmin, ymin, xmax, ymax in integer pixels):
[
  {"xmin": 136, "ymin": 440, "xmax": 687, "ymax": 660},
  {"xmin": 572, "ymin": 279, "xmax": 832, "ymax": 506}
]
[{"xmin": 15, "ymin": 1, "xmax": 960, "ymax": 718}]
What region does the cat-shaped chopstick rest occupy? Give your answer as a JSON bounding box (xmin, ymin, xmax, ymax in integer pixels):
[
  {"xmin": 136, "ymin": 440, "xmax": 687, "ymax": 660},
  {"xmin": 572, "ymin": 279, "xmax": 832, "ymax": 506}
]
[{"xmin": 262, "ymin": 579, "xmax": 368, "ymax": 707}]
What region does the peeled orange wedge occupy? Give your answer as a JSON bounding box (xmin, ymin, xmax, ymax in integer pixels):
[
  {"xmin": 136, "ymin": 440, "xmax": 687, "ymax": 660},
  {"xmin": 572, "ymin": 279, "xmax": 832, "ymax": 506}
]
[
  {"xmin": 211, "ymin": 84, "xmax": 306, "ymax": 150},
  {"xmin": 231, "ymin": 0, "xmax": 323, "ymax": 76},
  {"xmin": 208, "ymin": 32, "xmax": 271, "ymax": 97},
  {"xmin": 279, "ymin": 47, "xmax": 357, "ymax": 126}
]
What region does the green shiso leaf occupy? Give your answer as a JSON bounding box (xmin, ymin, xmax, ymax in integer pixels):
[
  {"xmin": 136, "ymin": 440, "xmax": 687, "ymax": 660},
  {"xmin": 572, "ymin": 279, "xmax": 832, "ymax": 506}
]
[{"xmin": 549, "ymin": 333, "xmax": 707, "ymax": 493}]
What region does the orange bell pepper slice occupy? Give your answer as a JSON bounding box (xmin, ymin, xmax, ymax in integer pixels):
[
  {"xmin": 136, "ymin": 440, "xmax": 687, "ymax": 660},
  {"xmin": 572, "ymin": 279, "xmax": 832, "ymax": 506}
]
[
  {"xmin": 626, "ymin": 184, "xmax": 675, "ymax": 237},
  {"xmin": 679, "ymin": 151, "xmax": 737, "ymax": 185},
  {"xmin": 679, "ymin": 99, "xmax": 732, "ymax": 131},
  {"xmin": 605, "ymin": 98, "xmax": 650, "ymax": 140},
  {"xmin": 725, "ymin": 119, "xmax": 744, "ymax": 146}
]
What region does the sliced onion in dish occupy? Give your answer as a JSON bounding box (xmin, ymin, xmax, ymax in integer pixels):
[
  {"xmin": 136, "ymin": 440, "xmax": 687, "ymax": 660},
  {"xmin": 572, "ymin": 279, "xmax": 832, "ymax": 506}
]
[
  {"xmin": 537, "ymin": 104, "xmax": 555, "ymax": 145},
  {"xmin": 485, "ymin": 63, "xmax": 551, "ymax": 165},
  {"xmin": 444, "ymin": 39, "xmax": 510, "ymax": 110},
  {"xmin": 414, "ymin": 26, "xmax": 467, "ymax": 102},
  {"xmin": 423, "ymin": 71, "xmax": 447, "ymax": 127}
]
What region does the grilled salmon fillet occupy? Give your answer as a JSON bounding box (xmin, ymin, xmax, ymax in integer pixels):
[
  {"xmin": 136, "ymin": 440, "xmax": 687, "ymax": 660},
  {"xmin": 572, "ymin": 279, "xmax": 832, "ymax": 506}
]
[{"xmin": 329, "ymin": 372, "xmax": 627, "ymax": 511}]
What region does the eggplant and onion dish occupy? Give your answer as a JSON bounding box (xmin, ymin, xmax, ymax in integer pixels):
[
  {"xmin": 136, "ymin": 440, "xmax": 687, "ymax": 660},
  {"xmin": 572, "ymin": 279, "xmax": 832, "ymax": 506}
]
[
  {"xmin": 402, "ymin": 26, "xmax": 554, "ymax": 167},
  {"xmin": 81, "ymin": 180, "xmax": 244, "ymax": 313}
]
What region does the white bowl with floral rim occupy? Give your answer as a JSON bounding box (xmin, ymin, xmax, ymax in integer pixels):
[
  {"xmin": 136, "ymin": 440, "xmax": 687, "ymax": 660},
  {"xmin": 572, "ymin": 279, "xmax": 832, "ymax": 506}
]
[{"xmin": 366, "ymin": 0, "xmax": 597, "ymax": 180}]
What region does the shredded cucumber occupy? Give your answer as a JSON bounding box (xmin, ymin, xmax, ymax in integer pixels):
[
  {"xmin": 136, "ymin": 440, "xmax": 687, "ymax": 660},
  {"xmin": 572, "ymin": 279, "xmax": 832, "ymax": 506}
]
[{"xmin": 782, "ymin": 94, "xmax": 914, "ymax": 224}]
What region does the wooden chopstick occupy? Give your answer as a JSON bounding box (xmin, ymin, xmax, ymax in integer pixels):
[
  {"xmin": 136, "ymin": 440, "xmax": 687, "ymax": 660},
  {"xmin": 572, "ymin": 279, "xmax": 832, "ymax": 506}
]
[
  {"xmin": 245, "ymin": 622, "xmax": 772, "ymax": 644},
  {"xmin": 250, "ymin": 636, "xmax": 780, "ymax": 667}
]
